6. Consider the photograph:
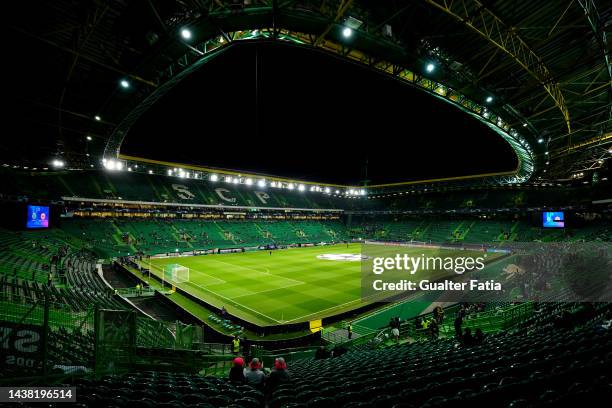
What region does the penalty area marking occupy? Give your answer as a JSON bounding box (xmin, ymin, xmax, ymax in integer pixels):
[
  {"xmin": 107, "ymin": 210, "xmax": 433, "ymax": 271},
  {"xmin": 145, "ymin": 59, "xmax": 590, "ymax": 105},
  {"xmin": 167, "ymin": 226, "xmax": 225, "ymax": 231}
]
[
  {"xmin": 207, "ymin": 258, "xmax": 304, "ymax": 285},
  {"xmin": 183, "ymin": 280, "xmax": 283, "ymax": 324},
  {"xmin": 231, "ymin": 281, "xmax": 306, "ymax": 300}
]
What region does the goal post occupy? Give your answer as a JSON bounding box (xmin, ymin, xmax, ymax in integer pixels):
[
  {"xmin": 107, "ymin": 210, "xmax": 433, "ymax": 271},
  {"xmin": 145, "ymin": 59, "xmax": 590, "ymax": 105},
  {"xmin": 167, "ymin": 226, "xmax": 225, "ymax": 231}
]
[{"xmin": 164, "ymin": 263, "xmax": 190, "ymax": 283}]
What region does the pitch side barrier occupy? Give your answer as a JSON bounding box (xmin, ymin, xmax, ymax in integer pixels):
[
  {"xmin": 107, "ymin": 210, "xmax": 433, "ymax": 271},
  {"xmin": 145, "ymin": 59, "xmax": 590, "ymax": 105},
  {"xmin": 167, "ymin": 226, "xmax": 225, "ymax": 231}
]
[{"xmin": 146, "ymin": 240, "xmax": 354, "ymax": 259}]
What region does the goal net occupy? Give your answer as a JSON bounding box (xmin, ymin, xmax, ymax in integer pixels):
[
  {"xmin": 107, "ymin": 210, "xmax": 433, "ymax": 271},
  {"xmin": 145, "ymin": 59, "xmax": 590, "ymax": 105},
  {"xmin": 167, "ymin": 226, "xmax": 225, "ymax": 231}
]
[{"xmin": 164, "ymin": 263, "xmax": 190, "ymax": 283}]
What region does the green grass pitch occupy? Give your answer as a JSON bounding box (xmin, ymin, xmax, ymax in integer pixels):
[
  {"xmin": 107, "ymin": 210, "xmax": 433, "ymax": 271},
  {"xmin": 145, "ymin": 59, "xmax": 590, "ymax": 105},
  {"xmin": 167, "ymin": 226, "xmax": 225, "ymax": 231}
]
[{"xmin": 143, "ymin": 243, "xmax": 495, "ymax": 326}]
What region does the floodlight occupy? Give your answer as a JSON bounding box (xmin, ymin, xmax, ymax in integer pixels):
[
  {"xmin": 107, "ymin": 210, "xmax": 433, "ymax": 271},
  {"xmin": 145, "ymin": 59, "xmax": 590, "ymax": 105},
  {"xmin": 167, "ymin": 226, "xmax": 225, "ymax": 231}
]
[
  {"xmin": 485, "ymin": 96, "xmax": 493, "ymax": 103},
  {"xmin": 426, "ymin": 63, "xmax": 435, "ymax": 73},
  {"xmin": 127, "ymin": 167, "xmax": 132, "ymax": 172},
  {"xmin": 167, "ymin": 169, "xmax": 173, "ymax": 175},
  {"xmin": 257, "ymin": 179, "xmax": 266, "ymax": 187},
  {"xmin": 148, "ymin": 170, "xmax": 153, "ymax": 174},
  {"xmin": 181, "ymin": 28, "xmax": 192, "ymax": 40},
  {"xmin": 538, "ymin": 138, "xmax": 544, "ymax": 143},
  {"xmin": 94, "ymin": 115, "xmax": 101, "ymax": 121},
  {"xmin": 233, "ymin": 177, "xmax": 239, "ymax": 184},
  {"xmin": 210, "ymin": 174, "xmax": 219, "ymax": 182},
  {"xmin": 325, "ymin": 187, "xmax": 331, "ymax": 194},
  {"xmin": 342, "ymin": 27, "xmax": 353, "ymax": 38},
  {"xmin": 335, "ymin": 190, "xmax": 340, "ymax": 194},
  {"xmin": 115, "ymin": 161, "xmax": 123, "ymax": 171},
  {"xmin": 298, "ymin": 184, "xmax": 305, "ymax": 191},
  {"xmin": 52, "ymin": 159, "xmax": 64, "ymax": 168},
  {"xmin": 245, "ymin": 178, "xmax": 253, "ymax": 186},
  {"xmin": 120, "ymin": 79, "xmax": 130, "ymax": 89},
  {"xmin": 545, "ymin": 151, "xmax": 549, "ymax": 155},
  {"xmin": 288, "ymin": 183, "xmax": 295, "ymax": 190},
  {"xmin": 523, "ymin": 123, "xmax": 528, "ymax": 127},
  {"xmin": 86, "ymin": 135, "xmax": 92, "ymax": 141}
]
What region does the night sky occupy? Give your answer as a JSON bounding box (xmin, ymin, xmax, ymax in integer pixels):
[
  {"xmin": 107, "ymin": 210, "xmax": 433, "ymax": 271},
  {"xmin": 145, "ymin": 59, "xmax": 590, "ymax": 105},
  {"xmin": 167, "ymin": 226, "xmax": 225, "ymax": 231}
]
[{"xmin": 124, "ymin": 42, "xmax": 517, "ymax": 185}]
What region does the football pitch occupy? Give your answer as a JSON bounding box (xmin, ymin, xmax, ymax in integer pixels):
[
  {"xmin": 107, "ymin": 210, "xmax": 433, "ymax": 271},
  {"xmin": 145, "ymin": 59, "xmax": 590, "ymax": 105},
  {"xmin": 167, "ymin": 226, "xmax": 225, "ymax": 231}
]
[{"xmin": 143, "ymin": 244, "xmax": 495, "ymax": 326}]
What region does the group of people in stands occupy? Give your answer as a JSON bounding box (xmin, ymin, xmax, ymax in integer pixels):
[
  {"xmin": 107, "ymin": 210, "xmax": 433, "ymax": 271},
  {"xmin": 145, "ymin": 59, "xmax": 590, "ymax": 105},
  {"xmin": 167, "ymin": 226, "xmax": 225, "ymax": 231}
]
[{"xmin": 229, "ymin": 356, "xmax": 290, "ymax": 398}]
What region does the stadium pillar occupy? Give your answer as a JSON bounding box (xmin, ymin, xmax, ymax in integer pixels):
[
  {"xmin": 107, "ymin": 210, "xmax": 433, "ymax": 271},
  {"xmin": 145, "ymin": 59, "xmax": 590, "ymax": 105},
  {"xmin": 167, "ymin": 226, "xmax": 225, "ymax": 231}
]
[{"xmin": 41, "ymin": 293, "xmax": 50, "ymax": 380}]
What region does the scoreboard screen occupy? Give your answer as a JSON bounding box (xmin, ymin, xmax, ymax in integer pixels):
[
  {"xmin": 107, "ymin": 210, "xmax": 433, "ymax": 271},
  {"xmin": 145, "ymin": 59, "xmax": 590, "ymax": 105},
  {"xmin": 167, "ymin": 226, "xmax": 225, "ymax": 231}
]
[
  {"xmin": 542, "ymin": 211, "xmax": 564, "ymax": 228},
  {"xmin": 26, "ymin": 205, "xmax": 50, "ymax": 229}
]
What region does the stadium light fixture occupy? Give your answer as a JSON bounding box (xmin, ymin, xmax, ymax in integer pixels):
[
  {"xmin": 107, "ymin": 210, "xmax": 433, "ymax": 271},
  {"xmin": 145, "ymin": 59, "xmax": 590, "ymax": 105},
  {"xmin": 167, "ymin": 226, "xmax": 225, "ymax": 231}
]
[
  {"xmin": 485, "ymin": 96, "xmax": 493, "ymax": 103},
  {"xmin": 94, "ymin": 115, "xmax": 101, "ymax": 121},
  {"xmin": 426, "ymin": 63, "xmax": 435, "ymax": 73},
  {"xmin": 148, "ymin": 170, "xmax": 153, "ymax": 174},
  {"xmin": 342, "ymin": 27, "xmax": 353, "ymax": 38},
  {"xmin": 325, "ymin": 187, "xmax": 331, "ymax": 194},
  {"xmin": 120, "ymin": 79, "xmax": 130, "ymax": 89},
  {"xmin": 167, "ymin": 169, "xmax": 173, "ymax": 175},
  {"xmin": 257, "ymin": 179, "xmax": 266, "ymax": 187},
  {"xmin": 245, "ymin": 178, "xmax": 253, "ymax": 186},
  {"xmin": 181, "ymin": 28, "xmax": 192, "ymax": 40},
  {"xmin": 210, "ymin": 174, "xmax": 219, "ymax": 182},
  {"xmin": 538, "ymin": 138, "xmax": 544, "ymax": 143},
  {"xmin": 298, "ymin": 184, "xmax": 305, "ymax": 192},
  {"xmin": 288, "ymin": 183, "xmax": 295, "ymax": 190},
  {"xmin": 233, "ymin": 177, "xmax": 239, "ymax": 184},
  {"xmin": 86, "ymin": 135, "xmax": 92, "ymax": 141},
  {"xmin": 523, "ymin": 123, "xmax": 528, "ymax": 127},
  {"xmin": 51, "ymin": 159, "xmax": 64, "ymax": 168}
]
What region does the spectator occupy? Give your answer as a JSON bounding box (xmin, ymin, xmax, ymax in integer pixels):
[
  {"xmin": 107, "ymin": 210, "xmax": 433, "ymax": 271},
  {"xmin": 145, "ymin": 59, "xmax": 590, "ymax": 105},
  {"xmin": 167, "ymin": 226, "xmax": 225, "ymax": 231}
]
[
  {"xmin": 244, "ymin": 358, "xmax": 265, "ymax": 389},
  {"xmin": 314, "ymin": 346, "xmax": 328, "ymax": 360},
  {"xmin": 433, "ymin": 306, "xmax": 444, "ymax": 323},
  {"xmin": 454, "ymin": 306, "xmax": 465, "ymax": 338},
  {"xmin": 474, "ymin": 328, "xmax": 485, "ymax": 344},
  {"xmin": 429, "ymin": 319, "xmax": 439, "ymax": 339},
  {"xmin": 229, "ymin": 357, "xmax": 245, "ymax": 384},
  {"xmin": 266, "ymin": 357, "xmax": 290, "ymax": 396},
  {"xmin": 462, "ymin": 328, "xmax": 475, "ymax": 347},
  {"xmin": 347, "ymin": 322, "xmax": 353, "ymax": 340}
]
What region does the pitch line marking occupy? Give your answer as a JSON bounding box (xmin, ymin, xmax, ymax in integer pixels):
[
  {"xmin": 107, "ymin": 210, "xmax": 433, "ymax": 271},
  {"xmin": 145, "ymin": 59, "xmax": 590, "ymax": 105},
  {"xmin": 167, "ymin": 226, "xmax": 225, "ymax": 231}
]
[
  {"xmin": 283, "ymin": 292, "xmax": 389, "ymax": 324},
  {"xmin": 207, "ymin": 258, "xmax": 304, "ymax": 285},
  {"xmin": 184, "ymin": 280, "xmax": 282, "ymax": 324},
  {"xmin": 231, "ymin": 281, "xmax": 306, "ymax": 300},
  {"xmin": 187, "ymin": 267, "xmax": 227, "ymax": 286}
]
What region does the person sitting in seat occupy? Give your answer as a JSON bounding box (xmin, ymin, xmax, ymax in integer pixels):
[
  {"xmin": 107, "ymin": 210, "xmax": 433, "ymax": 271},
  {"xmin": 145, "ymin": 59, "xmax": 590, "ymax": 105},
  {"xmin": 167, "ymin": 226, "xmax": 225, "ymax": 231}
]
[
  {"xmin": 474, "ymin": 328, "xmax": 485, "ymax": 344},
  {"xmin": 266, "ymin": 357, "xmax": 290, "ymax": 396},
  {"xmin": 244, "ymin": 358, "xmax": 265, "ymax": 389},
  {"xmin": 462, "ymin": 328, "xmax": 476, "ymax": 347},
  {"xmin": 229, "ymin": 357, "xmax": 245, "ymax": 384}
]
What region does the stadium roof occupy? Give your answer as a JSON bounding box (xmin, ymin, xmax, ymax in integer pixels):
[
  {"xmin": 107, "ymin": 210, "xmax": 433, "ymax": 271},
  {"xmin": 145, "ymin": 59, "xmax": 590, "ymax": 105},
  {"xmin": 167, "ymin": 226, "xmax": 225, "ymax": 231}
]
[{"xmin": 5, "ymin": 0, "xmax": 611, "ymax": 187}]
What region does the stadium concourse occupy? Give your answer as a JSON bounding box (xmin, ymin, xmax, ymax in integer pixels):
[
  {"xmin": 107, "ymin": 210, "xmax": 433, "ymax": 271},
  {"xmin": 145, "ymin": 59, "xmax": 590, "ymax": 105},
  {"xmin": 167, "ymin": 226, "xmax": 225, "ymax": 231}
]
[{"xmin": 2, "ymin": 0, "xmax": 612, "ymax": 406}]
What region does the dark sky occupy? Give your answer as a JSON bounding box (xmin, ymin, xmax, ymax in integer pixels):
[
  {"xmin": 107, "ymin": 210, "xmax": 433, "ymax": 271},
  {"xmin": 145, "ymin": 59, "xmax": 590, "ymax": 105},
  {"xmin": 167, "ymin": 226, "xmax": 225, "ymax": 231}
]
[{"xmin": 124, "ymin": 42, "xmax": 517, "ymax": 185}]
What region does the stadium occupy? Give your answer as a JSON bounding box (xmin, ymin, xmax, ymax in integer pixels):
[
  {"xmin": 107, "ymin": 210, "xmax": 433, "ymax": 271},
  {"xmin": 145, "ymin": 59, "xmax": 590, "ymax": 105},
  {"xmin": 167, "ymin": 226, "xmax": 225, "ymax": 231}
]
[{"xmin": 1, "ymin": 0, "xmax": 611, "ymax": 407}]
